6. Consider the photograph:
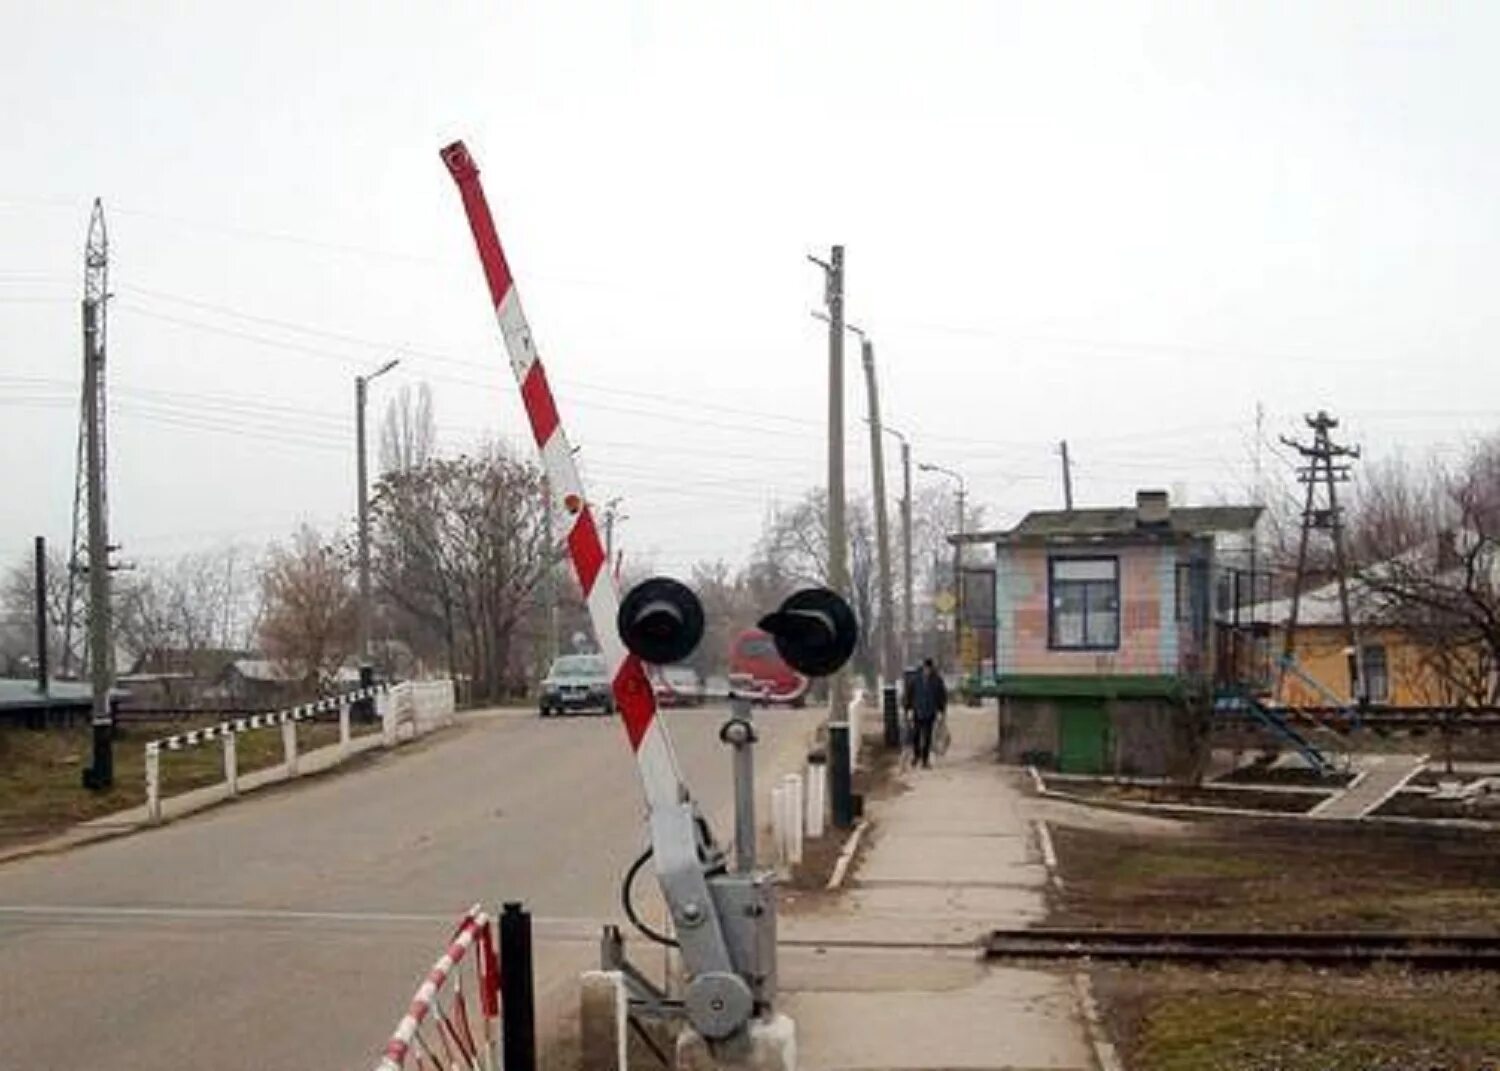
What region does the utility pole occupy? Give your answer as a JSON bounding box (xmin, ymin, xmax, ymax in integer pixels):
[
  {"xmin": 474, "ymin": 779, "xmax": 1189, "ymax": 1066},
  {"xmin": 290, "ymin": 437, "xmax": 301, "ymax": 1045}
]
[
  {"xmin": 602, "ymin": 497, "xmax": 625, "ymax": 567},
  {"xmin": 1059, "ymin": 439, "xmax": 1074, "ymax": 511},
  {"xmin": 859, "ymin": 339, "xmax": 898, "ymax": 688},
  {"xmin": 898, "ymin": 434, "xmax": 913, "ymax": 669},
  {"xmin": 80, "ymin": 200, "xmax": 115, "ymax": 790},
  {"xmin": 808, "ymin": 246, "xmax": 849, "ymax": 726},
  {"xmin": 356, "ymin": 357, "xmax": 400, "ymax": 708},
  {"xmin": 34, "ymin": 536, "xmax": 49, "ymax": 695},
  {"xmin": 1277, "ymin": 410, "xmax": 1363, "ymax": 704}
]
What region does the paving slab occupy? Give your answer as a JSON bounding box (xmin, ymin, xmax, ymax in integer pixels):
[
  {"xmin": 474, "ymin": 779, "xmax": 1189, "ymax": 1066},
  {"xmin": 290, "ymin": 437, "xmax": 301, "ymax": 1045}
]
[
  {"xmin": 783, "ymin": 964, "xmax": 1092, "ymax": 1070},
  {"xmin": 780, "ymin": 707, "xmax": 1091, "ymax": 1069},
  {"xmin": 1312, "ymin": 752, "xmax": 1428, "ymax": 819}
]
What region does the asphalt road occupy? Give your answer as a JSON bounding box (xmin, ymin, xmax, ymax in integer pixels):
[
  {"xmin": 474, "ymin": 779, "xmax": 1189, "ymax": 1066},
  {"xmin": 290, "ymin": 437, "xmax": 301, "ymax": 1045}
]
[{"xmin": 0, "ymin": 704, "xmax": 819, "ymax": 1070}]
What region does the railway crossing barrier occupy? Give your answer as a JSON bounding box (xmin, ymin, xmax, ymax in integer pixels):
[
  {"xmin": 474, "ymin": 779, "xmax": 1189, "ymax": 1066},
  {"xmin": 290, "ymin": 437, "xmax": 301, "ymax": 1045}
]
[
  {"xmin": 373, "ymin": 903, "xmax": 522, "ymax": 1071},
  {"xmin": 143, "ymin": 680, "xmax": 455, "ymax": 822}
]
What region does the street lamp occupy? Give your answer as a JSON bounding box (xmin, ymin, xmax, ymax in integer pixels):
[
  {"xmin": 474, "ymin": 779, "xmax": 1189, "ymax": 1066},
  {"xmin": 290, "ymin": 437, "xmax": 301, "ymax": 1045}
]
[
  {"xmin": 918, "ymin": 462, "xmax": 967, "ymax": 677},
  {"xmin": 356, "ymin": 357, "xmax": 401, "ymax": 702}
]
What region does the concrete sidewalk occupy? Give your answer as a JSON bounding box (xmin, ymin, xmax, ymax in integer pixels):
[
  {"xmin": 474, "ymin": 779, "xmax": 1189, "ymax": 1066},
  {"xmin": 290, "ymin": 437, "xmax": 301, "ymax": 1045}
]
[
  {"xmin": 779, "ymin": 707, "xmax": 1094, "ymax": 1070},
  {"xmin": 1311, "ymin": 751, "xmax": 1428, "ymax": 819}
]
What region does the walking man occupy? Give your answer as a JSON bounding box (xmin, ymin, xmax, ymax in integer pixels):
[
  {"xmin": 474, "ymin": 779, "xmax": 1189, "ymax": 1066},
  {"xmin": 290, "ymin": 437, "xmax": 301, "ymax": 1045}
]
[{"xmin": 910, "ymin": 658, "xmax": 947, "ymax": 768}]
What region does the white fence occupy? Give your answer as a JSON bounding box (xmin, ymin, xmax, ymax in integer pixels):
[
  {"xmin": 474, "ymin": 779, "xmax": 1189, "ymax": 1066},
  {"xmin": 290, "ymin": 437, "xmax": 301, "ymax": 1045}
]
[{"xmin": 144, "ymin": 680, "xmax": 456, "ymax": 823}]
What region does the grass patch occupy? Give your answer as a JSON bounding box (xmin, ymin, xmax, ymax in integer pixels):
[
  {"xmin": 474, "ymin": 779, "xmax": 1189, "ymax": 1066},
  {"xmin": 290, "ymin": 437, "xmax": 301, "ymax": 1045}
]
[
  {"xmin": 0, "ymin": 714, "xmax": 381, "ymax": 850},
  {"xmin": 1050, "ymin": 820, "xmax": 1500, "ymax": 932},
  {"xmin": 1094, "ymin": 964, "xmax": 1500, "ymax": 1071}
]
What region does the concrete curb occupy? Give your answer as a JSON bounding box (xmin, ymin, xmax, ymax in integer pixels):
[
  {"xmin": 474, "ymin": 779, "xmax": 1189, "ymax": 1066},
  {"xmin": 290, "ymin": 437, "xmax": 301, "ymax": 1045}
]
[
  {"xmin": 825, "ymin": 819, "xmax": 868, "ymax": 891},
  {"xmin": 1026, "ymin": 766, "xmax": 1500, "ymax": 831},
  {"xmin": 1033, "ymin": 818, "xmax": 1063, "ymax": 891},
  {"xmin": 1072, "ymin": 971, "xmax": 1125, "ymax": 1071}
]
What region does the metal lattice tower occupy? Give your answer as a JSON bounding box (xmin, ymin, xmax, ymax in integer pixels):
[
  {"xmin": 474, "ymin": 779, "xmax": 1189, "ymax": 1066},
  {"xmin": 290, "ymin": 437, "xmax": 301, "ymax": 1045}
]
[
  {"xmin": 62, "ymin": 200, "xmax": 110, "ymax": 678},
  {"xmin": 1275, "ymin": 409, "xmax": 1363, "ymax": 704}
]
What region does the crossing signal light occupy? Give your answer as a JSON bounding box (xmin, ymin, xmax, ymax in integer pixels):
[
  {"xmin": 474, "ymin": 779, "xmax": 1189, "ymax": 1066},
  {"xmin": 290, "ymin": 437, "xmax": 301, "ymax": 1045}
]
[
  {"xmin": 757, "ymin": 587, "xmax": 858, "ymax": 677},
  {"xmin": 617, "ymin": 576, "xmax": 705, "ymax": 666}
]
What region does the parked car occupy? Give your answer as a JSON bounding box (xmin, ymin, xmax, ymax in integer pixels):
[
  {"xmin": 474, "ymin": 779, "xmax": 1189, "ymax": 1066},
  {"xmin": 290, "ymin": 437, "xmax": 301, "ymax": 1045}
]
[
  {"xmin": 652, "ymin": 664, "xmax": 705, "ymax": 708},
  {"xmin": 538, "ymin": 654, "xmax": 613, "ymax": 717},
  {"xmin": 728, "ymin": 628, "xmax": 808, "ymax": 706}
]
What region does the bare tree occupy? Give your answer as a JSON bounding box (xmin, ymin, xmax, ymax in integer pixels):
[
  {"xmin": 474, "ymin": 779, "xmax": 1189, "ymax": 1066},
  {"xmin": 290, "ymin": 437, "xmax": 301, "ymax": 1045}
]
[
  {"xmin": 0, "ymin": 546, "xmax": 73, "ymax": 677},
  {"xmin": 1344, "ymin": 439, "xmax": 1500, "ymax": 766},
  {"xmin": 259, "ymin": 526, "xmax": 358, "ymax": 694},
  {"xmin": 380, "ymin": 382, "xmax": 436, "ymax": 476},
  {"xmin": 371, "ymin": 445, "xmax": 557, "ymax": 702},
  {"xmin": 750, "ymin": 489, "xmax": 881, "ymax": 684},
  {"xmin": 116, "ymin": 547, "xmax": 262, "ymax": 671}
]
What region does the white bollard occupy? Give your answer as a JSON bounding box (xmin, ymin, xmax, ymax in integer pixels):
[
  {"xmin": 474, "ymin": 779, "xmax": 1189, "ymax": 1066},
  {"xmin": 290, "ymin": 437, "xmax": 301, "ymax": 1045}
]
[
  {"xmin": 338, "ymin": 701, "xmax": 351, "ymax": 759},
  {"xmin": 806, "ymin": 761, "xmax": 826, "ymax": 839},
  {"xmin": 282, "ymin": 718, "xmax": 299, "ymax": 777},
  {"xmin": 379, "ymin": 688, "xmax": 396, "ymax": 748},
  {"xmin": 579, "ymin": 971, "xmax": 629, "ymax": 1071},
  {"xmin": 145, "ymin": 744, "xmax": 162, "ymax": 823},
  {"xmin": 770, "ymin": 785, "xmax": 788, "ymax": 868},
  {"xmin": 223, "ymin": 732, "xmax": 238, "ymax": 797},
  {"xmin": 784, "ymin": 774, "xmax": 804, "ymax": 865}
]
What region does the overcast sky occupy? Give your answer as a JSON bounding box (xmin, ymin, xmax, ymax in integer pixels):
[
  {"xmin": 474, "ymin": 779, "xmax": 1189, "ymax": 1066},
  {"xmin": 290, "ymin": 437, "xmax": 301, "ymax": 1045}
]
[{"xmin": 4, "ymin": 2, "xmax": 1499, "ymax": 579}]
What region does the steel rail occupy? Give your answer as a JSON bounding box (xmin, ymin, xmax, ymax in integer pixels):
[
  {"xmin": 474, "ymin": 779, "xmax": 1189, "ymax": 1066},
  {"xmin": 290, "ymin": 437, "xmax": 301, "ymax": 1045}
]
[{"xmin": 986, "ymin": 928, "xmax": 1500, "ymax": 968}]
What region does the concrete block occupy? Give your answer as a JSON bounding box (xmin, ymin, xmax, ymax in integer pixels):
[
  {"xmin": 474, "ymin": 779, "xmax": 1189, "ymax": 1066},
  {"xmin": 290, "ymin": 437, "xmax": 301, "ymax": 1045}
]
[
  {"xmin": 676, "ymin": 1013, "xmax": 796, "ymax": 1071},
  {"xmin": 579, "ymin": 970, "xmax": 628, "ymax": 1071}
]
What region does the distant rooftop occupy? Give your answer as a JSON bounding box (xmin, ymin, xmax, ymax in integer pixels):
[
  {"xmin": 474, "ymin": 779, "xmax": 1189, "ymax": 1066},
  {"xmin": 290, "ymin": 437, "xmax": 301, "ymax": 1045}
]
[
  {"xmin": 956, "ymin": 493, "xmax": 1261, "ymax": 546},
  {"xmin": 0, "ymin": 678, "xmax": 108, "ymax": 711}
]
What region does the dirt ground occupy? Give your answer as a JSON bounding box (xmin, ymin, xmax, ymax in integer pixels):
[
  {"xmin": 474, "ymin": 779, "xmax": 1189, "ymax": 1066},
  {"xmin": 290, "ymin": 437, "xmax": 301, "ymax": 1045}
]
[
  {"xmin": 1050, "ymin": 817, "xmax": 1500, "ymax": 1068},
  {"xmin": 0, "ymin": 714, "xmax": 378, "ymax": 849},
  {"xmin": 1050, "ymin": 818, "xmax": 1500, "ymax": 932}
]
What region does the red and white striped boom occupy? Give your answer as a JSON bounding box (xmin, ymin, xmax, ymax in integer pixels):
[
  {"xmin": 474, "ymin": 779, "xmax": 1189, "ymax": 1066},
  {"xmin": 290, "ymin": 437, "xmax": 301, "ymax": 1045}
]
[{"xmin": 439, "ymin": 142, "xmax": 689, "ymax": 815}]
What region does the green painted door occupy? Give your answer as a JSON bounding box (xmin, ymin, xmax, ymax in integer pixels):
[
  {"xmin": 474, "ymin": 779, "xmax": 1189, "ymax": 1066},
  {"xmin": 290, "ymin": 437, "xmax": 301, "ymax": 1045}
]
[{"xmin": 1058, "ymin": 698, "xmax": 1109, "ymax": 774}]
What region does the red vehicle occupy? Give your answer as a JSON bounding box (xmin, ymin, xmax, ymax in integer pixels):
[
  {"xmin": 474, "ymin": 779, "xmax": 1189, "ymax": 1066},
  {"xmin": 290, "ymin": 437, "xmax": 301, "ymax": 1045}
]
[{"xmin": 728, "ymin": 628, "xmax": 808, "ymax": 706}]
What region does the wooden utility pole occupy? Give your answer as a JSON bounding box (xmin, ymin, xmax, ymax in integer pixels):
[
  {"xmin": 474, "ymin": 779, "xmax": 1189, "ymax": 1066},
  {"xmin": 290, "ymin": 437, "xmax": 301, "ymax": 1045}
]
[
  {"xmin": 860, "ymin": 337, "xmax": 898, "ymax": 689},
  {"xmin": 1277, "ymin": 410, "xmax": 1363, "ymax": 704},
  {"xmin": 1059, "ymin": 439, "xmax": 1074, "ymax": 510},
  {"xmin": 33, "ymin": 536, "xmax": 48, "ymax": 695},
  {"xmin": 809, "ymin": 246, "xmax": 849, "ymax": 725},
  {"xmin": 81, "ymin": 201, "xmax": 114, "ymax": 789}
]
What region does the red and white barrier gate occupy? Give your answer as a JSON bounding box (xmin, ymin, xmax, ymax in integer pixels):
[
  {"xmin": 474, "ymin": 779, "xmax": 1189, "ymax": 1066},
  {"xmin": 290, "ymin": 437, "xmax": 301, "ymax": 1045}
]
[{"xmin": 375, "ymin": 905, "xmax": 501, "ymax": 1071}]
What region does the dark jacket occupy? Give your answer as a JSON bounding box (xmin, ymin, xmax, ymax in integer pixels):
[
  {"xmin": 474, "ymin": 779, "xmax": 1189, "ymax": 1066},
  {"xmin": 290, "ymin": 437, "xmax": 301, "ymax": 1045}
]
[{"xmin": 911, "ymin": 670, "xmax": 947, "ymax": 722}]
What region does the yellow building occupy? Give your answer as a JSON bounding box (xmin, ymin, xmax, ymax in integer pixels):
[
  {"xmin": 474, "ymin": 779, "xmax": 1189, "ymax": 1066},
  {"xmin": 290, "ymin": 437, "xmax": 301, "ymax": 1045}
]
[{"xmin": 1265, "ymin": 579, "xmax": 1473, "ymax": 708}]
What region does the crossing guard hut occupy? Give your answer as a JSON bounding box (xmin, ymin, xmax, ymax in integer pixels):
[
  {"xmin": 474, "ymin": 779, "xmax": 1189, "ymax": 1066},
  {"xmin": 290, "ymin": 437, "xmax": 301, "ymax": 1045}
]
[{"xmin": 957, "ymin": 491, "xmax": 1264, "ymax": 778}]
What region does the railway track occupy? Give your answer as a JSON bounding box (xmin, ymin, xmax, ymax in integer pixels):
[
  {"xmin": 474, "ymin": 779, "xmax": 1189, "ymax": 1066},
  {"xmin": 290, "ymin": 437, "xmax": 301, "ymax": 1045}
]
[{"xmin": 985, "ymin": 928, "xmax": 1500, "ymax": 968}]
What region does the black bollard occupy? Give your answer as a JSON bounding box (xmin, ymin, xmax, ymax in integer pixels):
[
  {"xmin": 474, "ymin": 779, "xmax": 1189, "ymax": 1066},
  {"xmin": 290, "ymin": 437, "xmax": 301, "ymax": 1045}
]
[
  {"xmin": 500, "ymin": 902, "xmax": 536, "ymax": 1071},
  {"xmin": 829, "ymin": 721, "xmax": 854, "ymax": 829},
  {"xmin": 882, "ymin": 684, "xmax": 900, "ymax": 749}
]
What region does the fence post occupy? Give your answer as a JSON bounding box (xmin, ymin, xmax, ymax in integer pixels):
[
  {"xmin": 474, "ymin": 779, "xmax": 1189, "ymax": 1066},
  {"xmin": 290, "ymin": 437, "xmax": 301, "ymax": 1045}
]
[
  {"xmin": 223, "ymin": 733, "xmax": 238, "ymax": 797},
  {"xmin": 145, "ymin": 743, "xmax": 161, "ymax": 823},
  {"xmin": 500, "ymin": 902, "xmax": 537, "ymax": 1071},
  {"xmin": 282, "ymin": 718, "xmax": 298, "ymax": 777},
  {"xmin": 338, "ymin": 701, "xmax": 352, "ymax": 759}
]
